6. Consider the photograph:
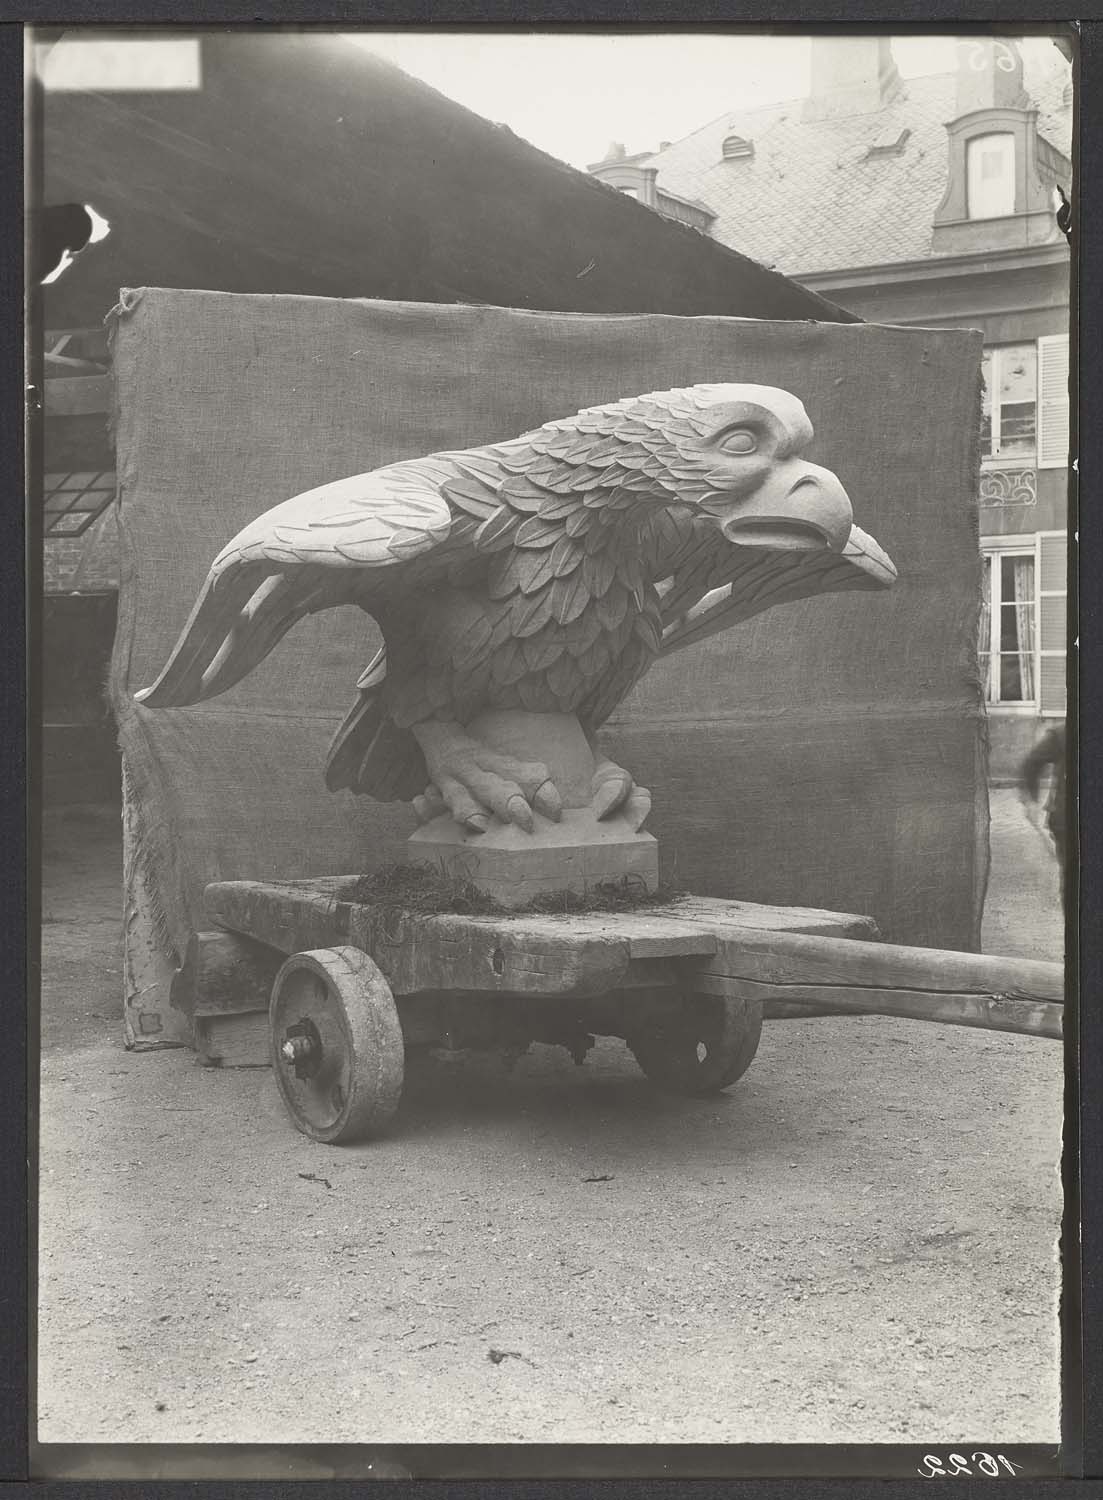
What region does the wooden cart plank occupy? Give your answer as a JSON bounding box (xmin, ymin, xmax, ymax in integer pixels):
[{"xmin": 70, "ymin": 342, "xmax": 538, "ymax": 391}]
[
  {"xmin": 205, "ymin": 880, "xmax": 875, "ymax": 951},
  {"xmin": 697, "ymin": 929, "xmax": 1063, "ymax": 999},
  {"xmin": 205, "ymin": 880, "xmax": 634, "ymax": 998},
  {"xmin": 652, "ymin": 894, "xmax": 879, "ymax": 942},
  {"xmin": 691, "ymin": 929, "xmax": 1064, "ymax": 1040},
  {"xmin": 695, "ymin": 975, "xmax": 1062, "ymax": 1039},
  {"xmin": 204, "ymin": 879, "xmax": 883, "ymax": 999}
]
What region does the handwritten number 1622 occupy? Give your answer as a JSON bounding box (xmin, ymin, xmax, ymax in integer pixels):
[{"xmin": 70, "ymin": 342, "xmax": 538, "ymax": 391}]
[{"xmin": 918, "ymin": 1453, "xmax": 1023, "ymax": 1477}]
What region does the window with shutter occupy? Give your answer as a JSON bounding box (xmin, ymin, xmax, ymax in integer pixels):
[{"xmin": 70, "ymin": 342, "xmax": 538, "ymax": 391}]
[
  {"xmin": 1037, "ymin": 334, "xmax": 1070, "ymax": 469},
  {"xmin": 1037, "ymin": 529, "xmax": 1068, "ymax": 716},
  {"xmin": 978, "ymin": 543, "xmax": 1037, "ymax": 707},
  {"xmin": 980, "ymin": 343, "xmax": 1037, "ymax": 468}
]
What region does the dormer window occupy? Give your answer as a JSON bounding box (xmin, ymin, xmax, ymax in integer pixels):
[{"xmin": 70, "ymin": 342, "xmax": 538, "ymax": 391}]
[
  {"xmin": 966, "ymin": 132, "xmax": 1016, "ymax": 219},
  {"xmin": 721, "ymin": 134, "xmax": 754, "ymax": 160}
]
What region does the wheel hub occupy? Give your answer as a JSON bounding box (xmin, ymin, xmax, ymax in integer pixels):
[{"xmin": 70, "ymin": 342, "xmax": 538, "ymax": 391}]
[{"xmin": 279, "ymin": 1018, "xmax": 323, "ymax": 1079}]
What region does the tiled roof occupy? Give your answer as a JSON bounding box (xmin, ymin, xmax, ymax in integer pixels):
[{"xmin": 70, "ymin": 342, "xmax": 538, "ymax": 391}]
[{"xmin": 638, "ymin": 54, "xmax": 1072, "ymax": 276}]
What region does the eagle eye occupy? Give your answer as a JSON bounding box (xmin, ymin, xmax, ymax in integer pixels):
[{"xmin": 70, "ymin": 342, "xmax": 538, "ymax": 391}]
[{"xmin": 718, "ymin": 428, "xmax": 757, "ymax": 455}]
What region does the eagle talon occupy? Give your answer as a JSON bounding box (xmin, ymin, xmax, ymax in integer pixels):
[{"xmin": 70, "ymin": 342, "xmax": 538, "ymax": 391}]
[
  {"xmin": 531, "ymin": 779, "xmax": 563, "ymax": 822},
  {"xmin": 413, "ymin": 785, "xmax": 448, "ymax": 824},
  {"xmin": 591, "ymin": 757, "xmax": 651, "ymax": 830},
  {"xmin": 622, "ymin": 785, "xmax": 652, "ymax": 833},
  {"xmin": 506, "ymin": 794, "xmax": 535, "ymax": 833},
  {"xmin": 412, "ymin": 720, "xmax": 561, "ymax": 833}
]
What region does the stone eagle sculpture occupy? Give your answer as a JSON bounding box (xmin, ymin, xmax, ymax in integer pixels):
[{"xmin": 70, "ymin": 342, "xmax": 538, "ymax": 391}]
[{"xmin": 137, "ymin": 383, "xmax": 896, "ymax": 834}]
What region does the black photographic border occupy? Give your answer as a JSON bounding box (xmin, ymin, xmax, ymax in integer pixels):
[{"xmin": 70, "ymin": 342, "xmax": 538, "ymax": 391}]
[{"xmin": 8, "ymin": 6, "xmax": 1095, "ymax": 1492}]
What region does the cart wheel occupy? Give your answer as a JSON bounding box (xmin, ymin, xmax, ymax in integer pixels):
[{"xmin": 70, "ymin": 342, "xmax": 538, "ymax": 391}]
[
  {"xmin": 269, "ymin": 947, "xmax": 404, "ymax": 1144},
  {"xmin": 629, "ymin": 995, "xmax": 762, "ymax": 1097}
]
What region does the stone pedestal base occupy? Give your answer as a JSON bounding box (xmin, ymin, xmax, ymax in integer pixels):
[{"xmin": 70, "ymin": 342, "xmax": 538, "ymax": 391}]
[{"xmin": 406, "ymin": 808, "xmax": 659, "ymax": 908}]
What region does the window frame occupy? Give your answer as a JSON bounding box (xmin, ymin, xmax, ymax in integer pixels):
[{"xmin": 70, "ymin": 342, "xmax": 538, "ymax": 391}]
[
  {"xmin": 965, "ymin": 130, "xmax": 1016, "ymax": 220},
  {"xmin": 981, "ymin": 342, "xmax": 1040, "ymax": 472},
  {"xmin": 979, "ymin": 534, "xmax": 1039, "ymax": 714}
]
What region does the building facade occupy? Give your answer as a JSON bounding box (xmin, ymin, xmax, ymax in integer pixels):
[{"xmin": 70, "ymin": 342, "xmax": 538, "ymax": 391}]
[{"xmin": 590, "ymin": 35, "xmax": 1073, "ymax": 775}]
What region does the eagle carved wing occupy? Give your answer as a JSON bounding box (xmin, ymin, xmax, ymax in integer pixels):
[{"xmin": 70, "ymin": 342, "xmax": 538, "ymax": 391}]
[
  {"xmin": 657, "ymin": 522, "xmax": 897, "ymax": 656},
  {"xmin": 134, "ymin": 465, "xmax": 456, "ymax": 708}
]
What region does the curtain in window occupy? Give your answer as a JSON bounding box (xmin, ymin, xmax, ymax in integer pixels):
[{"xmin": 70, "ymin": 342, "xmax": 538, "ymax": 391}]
[
  {"xmin": 1013, "ymin": 556, "xmax": 1035, "ymax": 700},
  {"xmin": 978, "ymin": 558, "xmax": 992, "ymax": 699}
]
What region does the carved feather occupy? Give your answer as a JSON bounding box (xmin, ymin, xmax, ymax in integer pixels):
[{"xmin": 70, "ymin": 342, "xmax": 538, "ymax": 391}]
[
  {"xmin": 510, "ymin": 589, "xmax": 555, "ymax": 639},
  {"xmin": 581, "ymin": 549, "xmax": 616, "ymax": 597},
  {"xmin": 441, "ymin": 474, "xmax": 499, "ymax": 519},
  {"xmin": 514, "ymin": 515, "xmax": 563, "ymax": 549},
  {"xmin": 487, "ymin": 551, "xmax": 522, "ymax": 600},
  {"xmin": 582, "ymin": 487, "xmax": 617, "ymax": 511},
  {"xmin": 356, "ymin": 646, "xmax": 387, "ymax": 690},
  {"xmin": 550, "ymin": 568, "xmax": 590, "ymax": 626},
  {"xmin": 537, "ymin": 492, "xmax": 588, "ymax": 523},
  {"xmin": 562, "ymin": 607, "xmax": 608, "ymax": 657},
  {"xmin": 450, "ymin": 451, "xmax": 507, "ymax": 483},
  {"xmin": 575, "ymin": 633, "xmax": 614, "ymax": 681},
  {"xmin": 562, "ymin": 465, "xmax": 603, "ymax": 493},
  {"xmin": 593, "ymin": 584, "xmax": 630, "ymax": 632},
  {"xmin": 548, "ymin": 536, "xmax": 583, "ymax": 577},
  {"xmin": 488, "ymin": 607, "xmax": 517, "ymax": 649},
  {"xmin": 521, "ymin": 634, "xmax": 567, "ymax": 674},
  {"xmin": 499, "ymin": 475, "xmax": 549, "ymax": 514},
  {"xmin": 507, "ymin": 546, "xmax": 561, "ymax": 597},
  {"xmin": 633, "ymin": 608, "xmax": 663, "ymax": 655},
  {"xmin": 449, "ymin": 614, "xmax": 495, "ymax": 673},
  {"xmin": 525, "ymin": 466, "xmax": 585, "ymax": 497},
  {"xmin": 491, "ymin": 637, "xmax": 530, "ymax": 687},
  {"xmin": 474, "ymin": 507, "xmax": 520, "ymax": 553},
  {"xmin": 575, "ymin": 436, "xmax": 624, "ymax": 465}
]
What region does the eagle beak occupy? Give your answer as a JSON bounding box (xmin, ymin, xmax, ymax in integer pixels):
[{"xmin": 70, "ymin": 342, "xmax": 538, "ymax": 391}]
[
  {"xmin": 839, "ymin": 524, "xmax": 897, "ymax": 586},
  {"xmin": 712, "ymin": 460, "xmax": 855, "ymax": 553}
]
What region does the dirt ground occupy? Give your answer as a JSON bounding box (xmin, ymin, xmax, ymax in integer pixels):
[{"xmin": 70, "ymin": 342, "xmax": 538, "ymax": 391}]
[{"xmin": 35, "ymin": 790, "xmax": 1065, "ymax": 1459}]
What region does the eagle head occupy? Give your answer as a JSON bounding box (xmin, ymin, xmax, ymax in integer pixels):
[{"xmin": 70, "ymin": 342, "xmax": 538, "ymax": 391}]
[{"xmin": 581, "ymin": 382, "xmax": 862, "ymax": 556}]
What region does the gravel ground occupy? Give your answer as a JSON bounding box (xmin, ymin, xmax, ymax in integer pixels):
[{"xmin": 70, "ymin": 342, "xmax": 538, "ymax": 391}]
[{"xmin": 35, "ymin": 790, "xmax": 1065, "ymax": 1456}]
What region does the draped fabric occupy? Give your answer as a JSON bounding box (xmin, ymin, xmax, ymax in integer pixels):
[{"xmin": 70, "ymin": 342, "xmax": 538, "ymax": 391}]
[
  {"xmin": 979, "ymin": 555, "xmax": 993, "ymax": 701},
  {"xmin": 1013, "ymin": 556, "xmax": 1036, "ymax": 703},
  {"xmin": 107, "ymin": 290, "xmax": 986, "ymax": 1043}
]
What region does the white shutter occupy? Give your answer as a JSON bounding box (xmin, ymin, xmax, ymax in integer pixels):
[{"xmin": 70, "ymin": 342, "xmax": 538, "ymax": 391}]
[
  {"xmin": 1037, "ymin": 334, "xmax": 1070, "ymax": 469},
  {"xmin": 1037, "ymin": 529, "xmax": 1068, "ymax": 716}
]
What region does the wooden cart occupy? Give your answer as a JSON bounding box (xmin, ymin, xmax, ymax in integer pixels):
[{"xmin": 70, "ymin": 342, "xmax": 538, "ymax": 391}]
[{"xmin": 170, "ymin": 877, "xmax": 1065, "ymax": 1145}]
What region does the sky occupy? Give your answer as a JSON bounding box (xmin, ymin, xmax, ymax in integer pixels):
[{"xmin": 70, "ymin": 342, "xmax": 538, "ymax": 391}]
[
  {"xmin": 348, "ymin": 32, "xmax": 1065, "ymax": 170},
  {"xmin": 34, "ymin": 30, "xmax": 1067, "ymax": 171}
]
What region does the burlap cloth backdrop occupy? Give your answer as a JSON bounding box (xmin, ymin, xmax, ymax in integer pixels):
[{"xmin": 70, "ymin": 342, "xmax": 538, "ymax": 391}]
[{"xmin": 108, "ymin": 290, "xmax": 986, "ymax": 1048}]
